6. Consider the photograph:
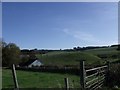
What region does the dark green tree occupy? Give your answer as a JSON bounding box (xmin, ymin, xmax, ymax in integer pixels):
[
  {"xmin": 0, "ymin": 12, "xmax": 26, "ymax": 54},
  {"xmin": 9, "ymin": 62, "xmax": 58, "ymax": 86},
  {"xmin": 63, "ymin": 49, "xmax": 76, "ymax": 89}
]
[{"xmin": 2, "ymin": 43, "xmax": 21, "ymax": 67}]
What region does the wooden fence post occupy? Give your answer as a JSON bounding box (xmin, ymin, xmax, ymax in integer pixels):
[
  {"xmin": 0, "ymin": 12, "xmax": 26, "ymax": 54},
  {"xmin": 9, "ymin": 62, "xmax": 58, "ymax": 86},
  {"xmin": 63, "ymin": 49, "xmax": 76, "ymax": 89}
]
[
  {"xmin": 64, "ymin": 77, "xmax": 69, "ymax": 90},
  {"xmin": 12, "ymin": 64, "xmax": 19, "ymax": 89},
  {"xmin": 80, "ymin": 60, "xmax": 86, "ymax": 90}
]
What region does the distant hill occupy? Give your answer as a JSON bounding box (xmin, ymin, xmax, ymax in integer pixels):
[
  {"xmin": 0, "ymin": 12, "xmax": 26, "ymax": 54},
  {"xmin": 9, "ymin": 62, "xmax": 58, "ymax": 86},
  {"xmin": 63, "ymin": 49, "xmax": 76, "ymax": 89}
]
[
  {"xmin": 21, "ymin": 44, "xmax": 119, "ymax": 54},
  {"xmin": 36, "ymin": 45, "xmax": 119, "ymax": 66},
  {"xmin": 84, "ymin": 46, "xmax": 119, "ymax": 62},
  {"xmin": 36, "ymin": 51, "xmax": 104, "ymax": 66},
  {"xmin": 84, "ymin": 45, "xmax": 118, "ymax": 54}
]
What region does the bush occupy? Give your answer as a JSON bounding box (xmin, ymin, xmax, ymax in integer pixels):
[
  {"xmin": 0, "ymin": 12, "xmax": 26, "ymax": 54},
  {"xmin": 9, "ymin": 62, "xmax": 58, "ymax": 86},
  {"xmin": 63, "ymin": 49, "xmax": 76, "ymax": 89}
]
[{"xmin": 108, "ymin": 63, "xmax": 120, "ymax": 87}]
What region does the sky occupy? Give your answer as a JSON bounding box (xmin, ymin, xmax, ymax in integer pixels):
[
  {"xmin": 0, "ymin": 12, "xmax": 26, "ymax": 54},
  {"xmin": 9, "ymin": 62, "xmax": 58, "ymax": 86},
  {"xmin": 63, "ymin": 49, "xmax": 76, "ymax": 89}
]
[
  {"xmin": 0, "ymin": 3, "xmax": 2, "ymax": 38},
  {"xmin": 2, "ymin": 2, "xmax": 118, "ymax": 49}
]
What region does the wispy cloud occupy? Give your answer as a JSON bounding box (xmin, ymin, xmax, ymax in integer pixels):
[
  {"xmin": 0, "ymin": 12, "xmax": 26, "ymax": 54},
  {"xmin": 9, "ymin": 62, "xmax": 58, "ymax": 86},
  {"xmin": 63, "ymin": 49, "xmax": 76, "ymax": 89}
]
[
  {"xmin": 63, "ymin": 28, "xmax": 99, "ymax": 43},
  {"xmin": 62, "ymin": 28, "xmax": 117, "ymax": 45}
]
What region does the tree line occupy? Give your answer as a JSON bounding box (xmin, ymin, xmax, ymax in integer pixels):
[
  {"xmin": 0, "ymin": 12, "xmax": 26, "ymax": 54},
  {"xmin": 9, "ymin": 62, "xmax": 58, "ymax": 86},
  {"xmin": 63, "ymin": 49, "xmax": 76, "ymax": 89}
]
[
  {"xmin": 2, "ymin": 41, "xmax": 21, "ymax": 67},
  {"xmin": 2, "ymin": 41, "xmax": 37, "ymax": 67},
  {"xmin": 21, "ymin": 44, "xmax": 119, "ymax": 55},
  {"xmin": 1, "ymin": 39, "xmax": 119, "ymax": 67}
]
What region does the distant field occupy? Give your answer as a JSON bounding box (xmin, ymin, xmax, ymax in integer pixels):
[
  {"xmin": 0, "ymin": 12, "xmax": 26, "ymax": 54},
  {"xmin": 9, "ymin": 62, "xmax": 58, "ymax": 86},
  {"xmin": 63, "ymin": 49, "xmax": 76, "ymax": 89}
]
[
  {"xmin": 84, "ymin": 46, "xmax": 119, "ymax": 62},
  {"xmin": 36, "ymin": 47, "xmax": 119, "ymax": 66},
  {"xmin": 2, "ymin": 69, "xmax": 80, "ymax": 88},
  {"xmin": 84, "ymin": 46, "xmax": 118, "ymax": 55},
  {"xmin": 36, "ymin": 51, "xmax": 103, "ymax": 66}
]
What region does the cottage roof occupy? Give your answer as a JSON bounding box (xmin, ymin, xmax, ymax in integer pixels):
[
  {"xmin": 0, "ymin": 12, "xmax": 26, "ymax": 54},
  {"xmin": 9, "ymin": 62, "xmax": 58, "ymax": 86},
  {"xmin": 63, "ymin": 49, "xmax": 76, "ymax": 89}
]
[{"xmin": 19, "ymin": 58, "xmax": 42, "ymax": 66}]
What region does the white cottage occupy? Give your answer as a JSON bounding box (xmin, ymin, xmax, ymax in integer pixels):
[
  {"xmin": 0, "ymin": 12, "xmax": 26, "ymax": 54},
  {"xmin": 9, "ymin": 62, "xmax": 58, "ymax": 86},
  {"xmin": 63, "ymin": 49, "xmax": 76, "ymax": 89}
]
[
  {"xmin": 20, "ymin": 59, "xmax": 43, "ymax": 68},
  {"xmin": 28, "ymin": 59, "xmax": 43, "ymax": 67}
]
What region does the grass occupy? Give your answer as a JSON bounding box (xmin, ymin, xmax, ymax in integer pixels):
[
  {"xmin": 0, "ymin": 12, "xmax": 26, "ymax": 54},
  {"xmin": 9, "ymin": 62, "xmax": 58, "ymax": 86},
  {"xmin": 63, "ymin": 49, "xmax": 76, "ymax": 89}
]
[
  {"xmin": 2, "ymin": 69, "xmax": 80, "ymax": 88},
  {"xmin": 36, "ymin": 51, "xmax": 103, "ymax": 66},
  {"xmin": 84, "ymin": 47, "xmax": 119, "ymax": 62},
  {"xmin": 36, "ymin": 47, "xmax": 119, "ymax": 66},
  {"xmin": 3, "ymin": 47, "xmax": 120, "ymax": 89},
  {"xmin": 84, "ymin": 47, "xmax": 118, "ymax": 57}
]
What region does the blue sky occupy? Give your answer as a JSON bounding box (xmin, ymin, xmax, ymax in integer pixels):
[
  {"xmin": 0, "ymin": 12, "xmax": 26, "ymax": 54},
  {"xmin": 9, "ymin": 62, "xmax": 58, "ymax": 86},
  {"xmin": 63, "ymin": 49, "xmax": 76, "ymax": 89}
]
[
  {"xmin": 3, "ymin": 2, "xmax": 118, "ymax": 49},
  {"xmin": 0, "ymin": 3, "xmax": 2, "ymax": 38}
]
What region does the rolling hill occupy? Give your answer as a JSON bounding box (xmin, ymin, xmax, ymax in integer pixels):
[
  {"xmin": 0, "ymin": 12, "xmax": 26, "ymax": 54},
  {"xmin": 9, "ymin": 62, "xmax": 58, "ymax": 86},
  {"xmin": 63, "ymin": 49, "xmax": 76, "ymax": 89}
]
[
  {"xmin": 36, "ymin": 51, "xmax": 104, "ymax": 66},
  {"xmin": 36, "ymin": 45, "xmax": 119, "ymax": 66}
]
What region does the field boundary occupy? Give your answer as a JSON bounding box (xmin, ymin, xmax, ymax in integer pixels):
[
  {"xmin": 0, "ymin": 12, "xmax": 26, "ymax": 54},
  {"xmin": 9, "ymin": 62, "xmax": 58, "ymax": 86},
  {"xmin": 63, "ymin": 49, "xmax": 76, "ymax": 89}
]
[{"xmin": 80, "ymin": 60, "xmax": 109, "ymax": 90}]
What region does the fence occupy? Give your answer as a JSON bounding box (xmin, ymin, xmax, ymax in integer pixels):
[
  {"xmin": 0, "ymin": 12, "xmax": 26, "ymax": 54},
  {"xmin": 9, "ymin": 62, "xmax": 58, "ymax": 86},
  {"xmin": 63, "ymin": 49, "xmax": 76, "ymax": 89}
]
[
  {"xmin": 11, "ymin": 64, "xmax": 19, "ymax": 89},
  {"xmin": 11, "ymin": 61, "xmax": 110, "ymax": 90},
  {"xmin": 16, "ymin": 66, "xmax": 80, "ymax": 76},
  {"xmin": 80, "ymin": 60, "xmax": 109, "ymax": 90},
  {"xmin": 11, "ymin": 64, "xmax": 78, "ymax": 90}
]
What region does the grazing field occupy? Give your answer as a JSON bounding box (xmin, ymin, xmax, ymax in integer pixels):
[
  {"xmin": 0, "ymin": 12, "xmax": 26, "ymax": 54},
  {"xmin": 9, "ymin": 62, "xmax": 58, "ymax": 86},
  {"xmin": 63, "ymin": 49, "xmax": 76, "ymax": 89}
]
[
  {"xmin": 85, "ymin": 46, "xmax": 117, "ymax": 53},
  {"xmin": 36, "ymin": 46, "xmax": 119, "ymax": 66},
  {"xmin": 2, "ymin": 46, "xmax": 119, "ymax": 89},
  {"xmin": 36, "ymin": 51, "xmax": 103, "ymax": 66},
  {"xmin": 2, "ymin": 69, "xmax": 80, "ymax": 88},
  {"xmin": 84, "ymin": 46, "xmax": 119, "ymax": 62},
  {"xmin": 84, "ymin": 46, "xmax": 118, "ymax": 56}
]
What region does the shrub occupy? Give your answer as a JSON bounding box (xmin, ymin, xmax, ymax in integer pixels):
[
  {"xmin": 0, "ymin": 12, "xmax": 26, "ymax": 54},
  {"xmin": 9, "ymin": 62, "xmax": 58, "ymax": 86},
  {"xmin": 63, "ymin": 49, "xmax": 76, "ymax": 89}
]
[{"xmin": 108, "ymin": 63, "xmax": 120, "ymax": 87}]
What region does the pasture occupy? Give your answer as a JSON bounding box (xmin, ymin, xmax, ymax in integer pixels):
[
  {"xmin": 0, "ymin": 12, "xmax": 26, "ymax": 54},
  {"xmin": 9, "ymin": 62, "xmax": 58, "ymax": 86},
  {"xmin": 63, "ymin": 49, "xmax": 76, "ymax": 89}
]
[
  {"xmin": 2, "ymin": 69, "xmax": 80, "ymax": 88},
  {"xmin": 36, "ymin": 51, "xmax": 104, "ymax": 66},
  {"xmin": 85, "ymin": 46, "xmax": 118, "ymax": 54},
  {"xmin": 36, "ymin": 46, "xmax": 119, "ymax": 66},
  {"xmin": 2, "ymin": 46, "xmax": 120, "ymax": 89}
]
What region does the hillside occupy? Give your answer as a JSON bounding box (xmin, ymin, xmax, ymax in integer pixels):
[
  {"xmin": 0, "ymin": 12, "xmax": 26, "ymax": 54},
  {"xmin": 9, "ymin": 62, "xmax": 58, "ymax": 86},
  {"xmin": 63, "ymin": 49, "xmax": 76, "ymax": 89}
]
[
  {"xmin": 84, "ymin": 46, "xmax": 119, "ymax": 62},
  {"xmin": 84, "ymin": 46, "xmax": 118, "ymax": 55},
  {"xmin": 36, "ymin": 46, "xmax": 119, "ymax": 66},
  {"xmin": 36, "ymin": 51, "xmax": 103, "ymax": 66}
]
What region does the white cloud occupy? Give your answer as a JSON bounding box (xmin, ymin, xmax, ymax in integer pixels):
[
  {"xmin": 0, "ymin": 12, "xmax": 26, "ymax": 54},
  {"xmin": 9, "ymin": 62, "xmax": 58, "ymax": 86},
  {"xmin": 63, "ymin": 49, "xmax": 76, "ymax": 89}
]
[
  {"xmin": 63, "ymin": 28, "xmax": 117, "ymax": 45},
  {"xmin": 63, "ymin": 28, "xmax": 99, "ymax": 42}
]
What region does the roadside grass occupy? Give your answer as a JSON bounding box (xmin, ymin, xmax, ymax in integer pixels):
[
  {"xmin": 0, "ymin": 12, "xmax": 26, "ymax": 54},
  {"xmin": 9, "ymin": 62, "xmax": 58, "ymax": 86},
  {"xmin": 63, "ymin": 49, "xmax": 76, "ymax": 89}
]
[{"xmin": 2, "ymin": 69, "xmax": 80, "ymax": 88}]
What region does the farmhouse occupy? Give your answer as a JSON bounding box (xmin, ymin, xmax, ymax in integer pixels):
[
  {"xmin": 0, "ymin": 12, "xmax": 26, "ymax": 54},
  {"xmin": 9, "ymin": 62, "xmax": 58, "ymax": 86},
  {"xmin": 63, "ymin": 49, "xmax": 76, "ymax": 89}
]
[{"xmin": 20, "ymin": 59, "xmax": 43, "ymax": 68}]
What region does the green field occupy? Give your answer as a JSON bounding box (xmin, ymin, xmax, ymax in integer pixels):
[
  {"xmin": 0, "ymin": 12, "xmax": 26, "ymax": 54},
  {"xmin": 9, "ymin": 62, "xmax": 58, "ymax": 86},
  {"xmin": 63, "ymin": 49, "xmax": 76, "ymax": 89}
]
[
  {"xmin": 36, "ymin": 46, "xmax": 119, "ymax": 66},
  {"xmin": 85, "ymin": 46, "xmax": 118, "ymax": 55},
  {"xmin": 36, "ymin": 51, "xmax": 104, "ymax": 66},
  {"xmin": 2, "ymin": 68, "xmax": 120, "ymax": 89},
  {"xmin": 2, "ymin": 46, "xmax": 120, "ymax": 89},
  {"xmin": 85, "ymin": 47, "xmax": 119, "ymax": 62},
  {"xmin": 2, "ymin": 69, "xmax": 80, "ymax": 88}
]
